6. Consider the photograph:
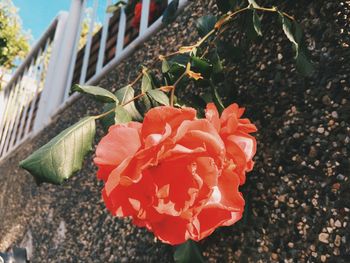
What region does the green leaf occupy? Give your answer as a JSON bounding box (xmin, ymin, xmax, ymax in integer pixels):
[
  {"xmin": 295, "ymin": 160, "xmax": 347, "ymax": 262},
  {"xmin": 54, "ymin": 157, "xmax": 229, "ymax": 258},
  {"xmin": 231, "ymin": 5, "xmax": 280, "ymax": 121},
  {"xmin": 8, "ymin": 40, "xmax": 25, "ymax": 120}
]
[
  {"xmin": 279, "ymin": 14, "xmax": 314, "ymax": 76},
  {"xmin": 100, "ymin": 103, "xmax": 116, "ymax": 131},
  {"xmin": 244, "ymin": 11, "xmax": 259, "ymax": 42},
  {"xmin": 279, "ymin": 13, "xmax": 298, "ymax": 57},
  {"xmin": 114, "ymin": 105, "xmax": 132, "ymax": 124},
  {"xmin": 115, "ymin": 85, "xmax": 143, "ymax": 121},
  {"xmin": 141, "ymin": 69, "xmax": 154, "ymax": 93},
  {"xmin": 71, "ymin": 84, "xmax": 118, "ymax": 103},
  {"xmin": 162, "ymin": 59, "xmax": 170, "ymax": 73},
  {"xmin": 201, "ymin": 92, "xmax": 213, "ymax": 104},
  {"xmin": 191, "ymin": 56, "xmax": 212, "ymax": 77},
  {"xmin": 196, "ymin": 15, "xmax": 217, "ymax": 38},
  {"xmin": 162, "ymin": 0, "xmax": 179, "ymax": 24},
  {"xmin": 248, "ymin": 0, "xmax": 260, "ymax": 8},
  {"xmin": 106, "ymin": 1, "xmax": 127, "ymax": 13},
  {"xmin": 293, "ymin": 20, "xmax": 303, "ymax": 43},
  {"xmin": 174, "ymin": 240, "xmax": 205, "ymax": 263},
  {"xmin": 211, "ymin": 82, "xmax": 224, "ymax": 114},
  {"xmin": 19, "ymin": 117, "xmax": 96, "ymax": 185},
  {"xmin": 209, "ymin": 50, "xmax": 223, "ymax": 74},
  {"xmin": 137, "ymin": 94, "xmax": 152, "ymax": 114},
  {"xmin": 296, "ymin": 51, "xmax": 314, "ymax": 77},
  {"xmin": 252, "ymin": 10, "xmax": 262, "ymax": 36},
  {"xmin": 172, "ymin": 54, "xmax": 190, "ymax": 64},
  {"xmin": 216, "ymin": 0, "xmax": 238, "ymax": 13},
  {"xmin": 147, "ymin": 90, "xmax": 170, "ymax": 105}
]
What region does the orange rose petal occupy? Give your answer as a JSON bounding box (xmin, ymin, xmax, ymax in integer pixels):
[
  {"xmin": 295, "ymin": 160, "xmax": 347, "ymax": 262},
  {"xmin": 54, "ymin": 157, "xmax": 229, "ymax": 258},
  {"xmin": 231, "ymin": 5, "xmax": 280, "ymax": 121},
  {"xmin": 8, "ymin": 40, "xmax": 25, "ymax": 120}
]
[
  {"xmin": 96, "ymin": 103, "xmax": 257, "ymax": 245},
  {"xmin": 227, "ymin": 133, "xmax": 257, "ymax": 163},
  {"xmin": 151, "ymin": 215, "xmax": 189, "ymax": 245},
  {"xmin": 141, "ymin": 106, "xmax": 196, "ymax": 139},
  {"xmin": 221, "ymin": 103, "xmax": 240, "ymax": 124},
  {"xmin": 205, "ymin": 103, "xmax": 221, "ymax": 132},
  {"xmin": 96, "ymin": 164, "xmax": 115, "ymax": 182},
  {"xmin": 217, "ymin": 168, "xmax": 245, "ymax": 210},
  {"xmin": 94, "ymin": 125, "xmax": 141, "ymax": 166},
  {"xmin": 191, "ymin": 205, "xmax": 243, "ymax": 241}
]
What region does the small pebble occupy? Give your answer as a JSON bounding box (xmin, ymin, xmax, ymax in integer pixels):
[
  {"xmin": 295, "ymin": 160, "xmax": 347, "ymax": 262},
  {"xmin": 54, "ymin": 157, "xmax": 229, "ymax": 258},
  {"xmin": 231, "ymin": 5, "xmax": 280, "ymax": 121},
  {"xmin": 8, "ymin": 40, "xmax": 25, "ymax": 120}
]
[
  {"xmin": 319, "ymin": 233, "xmax": 329, "ymax": 244},
  {"xmin": 335, "ymin": 220, "xmax": 342, "ymax": 228},
  {"xmin": 334, "ymin": 235, "xmax": 341, "ymax": 247},
  {"xmin": 331, "ymin": 111, "xmax": 338, "ymax": 118},
  {"xmin": 317, "ymin": 127, "xmax": 325, "ymax": 134}
]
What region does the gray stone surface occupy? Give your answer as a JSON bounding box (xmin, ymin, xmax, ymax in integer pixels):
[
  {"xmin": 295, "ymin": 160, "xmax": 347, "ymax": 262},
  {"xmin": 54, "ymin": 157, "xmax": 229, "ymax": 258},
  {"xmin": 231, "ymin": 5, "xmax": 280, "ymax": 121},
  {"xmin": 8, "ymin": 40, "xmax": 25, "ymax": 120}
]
[{"xmin": 0, "ymin": 0, "xmax": 349, "ymax": 262}]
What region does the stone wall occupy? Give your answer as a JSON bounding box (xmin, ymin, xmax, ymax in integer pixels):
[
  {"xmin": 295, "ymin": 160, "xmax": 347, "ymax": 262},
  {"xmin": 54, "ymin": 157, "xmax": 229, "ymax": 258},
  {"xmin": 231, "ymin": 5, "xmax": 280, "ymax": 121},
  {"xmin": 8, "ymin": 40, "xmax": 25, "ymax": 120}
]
[{"xmin": 0, "ymin": 0, "xmax": 349, "ymax": 262}]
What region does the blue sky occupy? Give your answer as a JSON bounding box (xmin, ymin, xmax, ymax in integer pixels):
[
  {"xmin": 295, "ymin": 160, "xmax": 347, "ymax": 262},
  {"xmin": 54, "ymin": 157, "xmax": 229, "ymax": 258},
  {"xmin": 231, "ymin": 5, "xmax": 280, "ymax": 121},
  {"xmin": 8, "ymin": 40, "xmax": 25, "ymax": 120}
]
[
  {"xmin": 13, "ymin": 0, "xmax": 72, "ymax": 42},
  {"xmin": 13, "ymin": 0, "xmax": 106, "ymax": 44}
]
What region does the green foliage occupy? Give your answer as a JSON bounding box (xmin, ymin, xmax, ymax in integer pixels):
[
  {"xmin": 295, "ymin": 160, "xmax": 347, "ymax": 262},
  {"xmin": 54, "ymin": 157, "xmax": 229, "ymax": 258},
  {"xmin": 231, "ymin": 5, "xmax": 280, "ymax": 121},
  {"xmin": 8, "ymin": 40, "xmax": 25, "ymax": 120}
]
[
  {"xmin": 0, "ymin": 0, "xmax": 30, "ymax": 70},
  {"xmin": 174, "ymin": 240, "xmax": 205, "ymax": 263},
  {"xmin": 115, "ymin": 85, "xmax": 143, "ymax": 120},
  {"xmin": 248, "ymin": 0, "xmax": 260, "ymax": 8},
  {"xmin": 100, "ymin": 85, "xmax": 143, "ymax": 130},
  {"xmin": 147, "ymin": 89, "xmax": 170, "ymax": 106},
  {"xmin": 18, "ymin": 4, "xmax": 318, "ymax": 263},
  {"xmin": 72, "ymin": 84, "xmax": 119, "ymax": 103},
  {"xmin": 252, "ymin": 9, "xmax": 262, "ymax": 36},
  {"xmin": 196, "ymin": 15, "xmax": 217, "ymax": 38},
  {"xmin": 19, "ymin": 117, "xmax": 96, "ymax": 185},
  {"xmin": 114, "ymin": 105, "xmax": 132, "ymax": 124},
  {"xmin": 100, "ymin": 102, "xmax": 116, "ymax": 131},
  {"xmin": 20, "ymin": 0, "xmax": 315, "ymax": 221},
  {"xmin": 211, "ymin": 82, "xmax": 225, "ymax": 114},
  {"xmin": 279, "ymin": 13, "xmax": 314, "ymax": 76},
  {"xmin": 162, "ymin": 0, "xmax": 179, "ymax": 24},
  {"xmin": 216, "ymin": 0, "xmax": 242, "ymax": 13}
]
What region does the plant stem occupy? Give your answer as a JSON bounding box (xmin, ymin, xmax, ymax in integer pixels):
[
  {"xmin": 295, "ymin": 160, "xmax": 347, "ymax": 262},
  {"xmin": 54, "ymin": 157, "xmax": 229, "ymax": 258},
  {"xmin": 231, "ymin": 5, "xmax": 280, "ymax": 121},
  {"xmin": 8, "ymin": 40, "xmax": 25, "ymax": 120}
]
[
  {"xmin": 170, "ymin": 70, "xmax": 187, "ymax": 107},
  {"xmin": 254, "ymin": 6, "xmax": 294, "ymax": 20},
  {"xmin": 103, "ymin": 4, "xmax": 295, "ymax": 112},
  {"xmin": 121, "ymin": 92, "xmax": 145, "ymax": 106},
  {"xmin": 95, "ymin": 85, "xmax": 174, "ymax": 120}
]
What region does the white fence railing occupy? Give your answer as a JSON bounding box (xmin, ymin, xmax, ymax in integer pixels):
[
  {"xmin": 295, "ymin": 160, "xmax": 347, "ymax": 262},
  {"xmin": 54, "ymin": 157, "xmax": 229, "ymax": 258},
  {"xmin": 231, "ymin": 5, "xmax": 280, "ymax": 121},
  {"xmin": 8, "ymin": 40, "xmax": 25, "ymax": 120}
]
[{"xmin": 0, "ymin": 0, "xmax": 188, "ymax": 161}]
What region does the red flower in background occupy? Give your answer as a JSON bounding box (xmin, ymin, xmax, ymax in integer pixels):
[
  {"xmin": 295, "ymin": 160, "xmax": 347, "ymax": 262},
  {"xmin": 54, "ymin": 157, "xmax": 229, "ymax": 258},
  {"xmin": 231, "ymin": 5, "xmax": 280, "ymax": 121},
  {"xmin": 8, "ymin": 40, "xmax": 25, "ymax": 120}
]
[
  {"xmin": 94, "ymin": 103, "xmax": 257, "ymax": 245},
  {"xmin": 132, "ymin": 1, "xmax": 159, "ymax": 30}
]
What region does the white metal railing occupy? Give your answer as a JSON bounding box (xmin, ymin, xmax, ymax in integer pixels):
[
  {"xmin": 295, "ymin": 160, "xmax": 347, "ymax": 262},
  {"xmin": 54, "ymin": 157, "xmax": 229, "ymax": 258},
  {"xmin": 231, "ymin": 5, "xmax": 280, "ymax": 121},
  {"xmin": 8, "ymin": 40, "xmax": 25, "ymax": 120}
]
[
  {"xmin": 0, "ymin": 0, "xmax": 188, "ymax": 161},
  {"xmin": 0, "ymin": 15, "xmax": 64, "ymax": 159}
]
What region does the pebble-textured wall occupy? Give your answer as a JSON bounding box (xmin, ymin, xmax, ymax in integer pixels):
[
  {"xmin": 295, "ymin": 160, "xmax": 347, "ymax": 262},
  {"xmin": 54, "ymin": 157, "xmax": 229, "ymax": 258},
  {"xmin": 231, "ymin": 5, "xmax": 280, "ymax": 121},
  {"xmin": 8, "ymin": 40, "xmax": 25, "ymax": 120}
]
[{"xmin": 0, "ymin": 0, "xmax": 349, "ymax": 262}]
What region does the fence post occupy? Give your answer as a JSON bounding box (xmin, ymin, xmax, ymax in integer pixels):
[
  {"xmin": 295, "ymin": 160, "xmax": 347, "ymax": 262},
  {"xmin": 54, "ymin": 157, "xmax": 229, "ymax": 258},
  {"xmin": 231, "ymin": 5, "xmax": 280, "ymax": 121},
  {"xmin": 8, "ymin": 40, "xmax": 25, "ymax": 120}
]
[
  {"xmin": 0, "ymin": 89, "xmax": 5, "ymax": 128},
  {"xmin": 33, "ymin": 0, "xmax": 85, "ymax": 133}
]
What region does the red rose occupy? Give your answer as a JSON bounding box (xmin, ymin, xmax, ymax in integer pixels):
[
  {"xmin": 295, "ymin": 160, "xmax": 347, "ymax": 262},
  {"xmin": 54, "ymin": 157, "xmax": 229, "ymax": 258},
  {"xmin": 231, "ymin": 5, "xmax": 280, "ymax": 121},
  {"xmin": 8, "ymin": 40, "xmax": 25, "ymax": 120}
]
[
  {"xmin": 132, "ymin": 1, "xmax": 159, "ymax": 30},
  {"xmin": 94, "ymin": 103, "xmax": 257, "ymax": 245}
]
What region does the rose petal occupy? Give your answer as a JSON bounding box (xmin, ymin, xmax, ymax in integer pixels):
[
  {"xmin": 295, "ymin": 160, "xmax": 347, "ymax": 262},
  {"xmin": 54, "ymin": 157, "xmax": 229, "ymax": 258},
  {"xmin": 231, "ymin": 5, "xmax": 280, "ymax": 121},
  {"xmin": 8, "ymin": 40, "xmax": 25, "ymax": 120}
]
[
  {"xmin": 147, "ymin": 158, "xmax": 203, "ymax": 213},
  {"xmin": 205, "ymin": 103, "xmax": 221, "ymax": 132},
  {"xmin": 103, "ymin": 173, "xmax": 154, "ymax": 217},
  {"xmin": 220, "ymin": 103, "xmax": 240, "ymax": 124},
  {"xmin": 96, "ymin": 164, "xmax": 115, "ymax": 182},
  {"xmin": 217, "ymin": 168, "xmax": 245, "ymax": 210},
  {"xmin": 190, "ymin": 205, "xmax": 242, "ymax": 241},
  {"xmin": 238, "ymin": 119, "xmax": 258, "ymax": 133},
  {"xmin": 174, "ymin": 119, "xmax": 225, "ymax": 161},
  {"xmin": 151, "ymin": 215, "xmax": 189, "ymax": 245},
  {"xmin": 227, "ymin": 133, "xmax": 256, "ymax": 163},
  {"xmin": 94, "ymin": 124, "xmax": 141, "ymax": 169},
  {"xmin": 141, "ymin": 106, "xmax": 196, "ymax": 139}
]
